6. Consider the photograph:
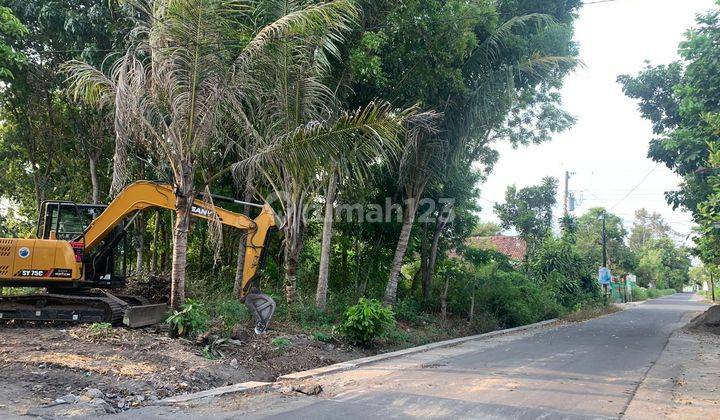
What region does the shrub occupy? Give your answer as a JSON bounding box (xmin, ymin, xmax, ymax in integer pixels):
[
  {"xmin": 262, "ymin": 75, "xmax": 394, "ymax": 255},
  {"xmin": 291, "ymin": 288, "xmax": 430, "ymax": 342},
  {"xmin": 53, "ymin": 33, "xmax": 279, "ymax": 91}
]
[
  {"xmin": 393, "ymin": 298, "xmax": 424, "ymax": 324},
  {"xmin": 283, "ymin": 302, "xmax": 332, "ymax": 329},
  {"xmin": 338, "ymin": 298, "xmax": 395, "ymax": 346},
  {"xmin": 469, "ymin": 312, "xmax": 500, "ymax": 334},
  {"xmin": 215, "ymin": 299, "xmax": 250, "ymax": 332},
  {"xmin": 383, "ymin": 325, "xmax": 412, "ymax": 346},
  {"xmin": 166, "ymin": 298, "xmax": 210, "ymax": 337},
  {"xmin": 632, "ymin": 286, "xmax": 648, "ymax": 301},
  {"xmin": 477, "ymin": 271, "xmax": 562, "ymax": 328}
]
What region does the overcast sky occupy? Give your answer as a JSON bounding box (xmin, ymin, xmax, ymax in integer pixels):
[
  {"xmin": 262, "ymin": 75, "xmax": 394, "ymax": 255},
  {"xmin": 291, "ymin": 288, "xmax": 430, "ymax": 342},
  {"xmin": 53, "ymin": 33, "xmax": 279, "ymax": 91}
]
[{"xmin": 479, "ymin": 0, "xmax": 718, "ymax": 241}]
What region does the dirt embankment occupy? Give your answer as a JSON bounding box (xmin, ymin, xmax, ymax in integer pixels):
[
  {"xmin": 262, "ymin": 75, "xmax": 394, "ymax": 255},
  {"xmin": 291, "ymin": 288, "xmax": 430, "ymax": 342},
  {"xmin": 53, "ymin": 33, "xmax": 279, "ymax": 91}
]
[{"xmin": 0, "ymin": 322, "xmax": 368, "ymax": 417}]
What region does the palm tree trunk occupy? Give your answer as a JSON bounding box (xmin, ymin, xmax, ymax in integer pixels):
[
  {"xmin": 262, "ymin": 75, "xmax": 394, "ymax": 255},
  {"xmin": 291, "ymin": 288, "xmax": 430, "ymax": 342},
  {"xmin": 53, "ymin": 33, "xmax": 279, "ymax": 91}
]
[
  {"xmin": 233, "ymin": 230, "xmax": 248, "ymax": 298},
  {"xmin": 233, "ymin": 175, "xmax": 254, "ymax": 298},
  {"xmin": 384, "ymin": 200, "xmax": 418, "ymax": 305},
  {"xmin": 162, "ymin": 212, "xmax": 171, "ymax": 272},
  {"xmin": 316, "ymin": 169, "xmax": 338, "ymax": 309},
  {"xmin": 89, "ymin": 154, "xmax": 100, "ymax": 205},
  {"xmin": 423, "ymin": 214, "xmax": 446, "ymax": 299},
  {"xmin": 441, "ymin": 274, "xmax": 450, "ymax": 320},
  {"xmin": 150, "ymin": 210, "xmax": 162, "ymax": 273},
  {"xmin": 134, "ymin": 214, "xmax": 146, "ymax": 274},
  {"xmin": 284, "ymin": 243, "xmax": 300, "ymax": 304},
  {"xmin": 420, "ymin": 221, "xmax": 430, "ymax": 299},
  {"xmin": 170, "ymin": 183, "xmax": 193, "ymax": 310},
  {"xmin": 468, "ymin": 290, "xmax": 475, "ymax": 322}
]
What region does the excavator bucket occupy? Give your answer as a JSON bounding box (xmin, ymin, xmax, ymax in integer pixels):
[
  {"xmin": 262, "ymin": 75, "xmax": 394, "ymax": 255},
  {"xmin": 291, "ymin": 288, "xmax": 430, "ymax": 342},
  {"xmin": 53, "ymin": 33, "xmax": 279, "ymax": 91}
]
[{"xmin": 245, "ymin": 293, "xmax": 276, "ymax": 334}]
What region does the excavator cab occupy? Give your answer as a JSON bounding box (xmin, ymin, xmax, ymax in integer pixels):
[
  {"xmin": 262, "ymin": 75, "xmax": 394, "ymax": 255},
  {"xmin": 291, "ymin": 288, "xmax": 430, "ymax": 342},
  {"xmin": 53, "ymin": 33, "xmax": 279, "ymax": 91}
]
[
  {"xmin": 37, "ymin": 201, "xmax": 106, "ymax": 240},
  {"xmin": 36, "ymin": 200, "xmax": 128, "ymax": 289}
]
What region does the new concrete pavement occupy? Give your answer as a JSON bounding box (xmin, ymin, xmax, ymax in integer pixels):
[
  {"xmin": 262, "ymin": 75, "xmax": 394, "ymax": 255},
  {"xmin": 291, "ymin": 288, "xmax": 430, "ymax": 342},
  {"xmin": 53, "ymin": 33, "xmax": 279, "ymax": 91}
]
[{"xmin": 124, "ymin": 293, "xmax": 709, "ymax": 419}]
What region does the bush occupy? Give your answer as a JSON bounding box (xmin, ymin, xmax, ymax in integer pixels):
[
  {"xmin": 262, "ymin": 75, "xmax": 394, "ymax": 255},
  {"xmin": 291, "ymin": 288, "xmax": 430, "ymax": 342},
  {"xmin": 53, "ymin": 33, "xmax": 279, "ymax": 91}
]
[
  {"xmin": 215, "ymin": 299, "xmax": 250, "ymax": 332},
  {"xmin": 166, "ymin": 298, "xmax": 210, "ymax": 337},
  {"xmin": 383, "ymin": 325, "xmax": 412, "ymax": 346},
  {"xmin": 469, "ymin": 312, "xmax": 500, "ymax": 334},
  {"xmin": 282, "ymin": 302, "xmax": 332, "ymax": 329},
  {"xmin": 338, "ymin": 298, "xmax": 396, "ymax": 346},
  {"xmin": 631, "ymin": 286, "xmax": 648, "ymax": 301},
  {"xmin": 631, "ymin": 286, "xmax": 675, "ymax": 302},
  {"xmin": 477, "ymin": 271, "xmax": 562, "ymax": 328}
]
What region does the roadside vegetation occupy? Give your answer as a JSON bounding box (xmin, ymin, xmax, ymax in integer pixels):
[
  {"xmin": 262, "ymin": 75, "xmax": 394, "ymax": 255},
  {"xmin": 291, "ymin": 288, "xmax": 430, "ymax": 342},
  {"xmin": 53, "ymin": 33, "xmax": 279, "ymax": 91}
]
[
  {"xmin": 0, "ymin": 0, "xmax": 695, "ymax": 352},
  {"xmin": 619, "ymin": 3, "xmax": 720, "ymax": 296}
]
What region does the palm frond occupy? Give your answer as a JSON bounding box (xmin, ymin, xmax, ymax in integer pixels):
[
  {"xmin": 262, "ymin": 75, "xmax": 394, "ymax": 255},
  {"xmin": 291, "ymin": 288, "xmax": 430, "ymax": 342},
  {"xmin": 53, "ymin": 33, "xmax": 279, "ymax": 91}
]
[
  {"xmin": 236, "ymin": 0, "xmax": 358, "ymax": 68},
  {"xmin": 62, "ymin": 59, "xmax": 117, "ymax": 109},
  {"xmin": 233, "ymin": 101, "xmax": 406, "ymax": 184}
]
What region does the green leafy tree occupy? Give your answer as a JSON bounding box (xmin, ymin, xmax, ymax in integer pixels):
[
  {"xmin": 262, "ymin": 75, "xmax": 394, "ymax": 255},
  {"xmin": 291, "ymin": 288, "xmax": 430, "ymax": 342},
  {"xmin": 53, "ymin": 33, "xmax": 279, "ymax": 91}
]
[
  {"xmin": 628, "ymin": 208, "xmax": 672, "ymax": 252},
  {"xmin": 635, "ymin": 238, "xmax": 691, "ymax": 290},
  {"xmin": 575, "ymin": 208, "xmax": 635, "ymax": 275},
  {"xmin": 494, "ymin": 176, "xmax": 558, "ymax": 256}
]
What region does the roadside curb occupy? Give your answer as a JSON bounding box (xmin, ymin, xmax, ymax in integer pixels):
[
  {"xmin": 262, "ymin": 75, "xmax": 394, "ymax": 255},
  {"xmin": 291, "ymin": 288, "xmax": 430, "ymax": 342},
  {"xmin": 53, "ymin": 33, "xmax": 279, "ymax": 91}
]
[
  {"xmin": 155, "ymin": 381, "xmax": 272, "ymax": 405},
  {"xmin": 278, "ymin": 318, "xmax": 558, "ymax": 381}
]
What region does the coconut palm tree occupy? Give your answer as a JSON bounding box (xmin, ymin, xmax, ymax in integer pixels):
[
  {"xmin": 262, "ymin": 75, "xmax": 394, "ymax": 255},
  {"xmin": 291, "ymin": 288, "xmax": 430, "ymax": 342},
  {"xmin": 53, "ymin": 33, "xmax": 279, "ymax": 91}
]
[
  {"xmin": 63, "ymin": 0, "xmax": 366, "ymax": 309},
  {"xmin": 228, "ymin": 0, "xmax": 428, "ymax": 304}
]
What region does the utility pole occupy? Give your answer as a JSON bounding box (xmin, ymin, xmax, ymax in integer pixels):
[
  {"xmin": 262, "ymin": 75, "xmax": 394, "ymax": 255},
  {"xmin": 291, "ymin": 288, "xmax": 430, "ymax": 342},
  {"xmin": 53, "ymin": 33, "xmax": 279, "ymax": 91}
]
[
  {"xmin": 564, "ymin": 171, "xmax": 570, "ymax": 216},
  {"xmin": 601, "ymin": 211, "xmax": 607, "ymax": 267},
  {"xmin": 563, "ymin": 171, "xmax": 575, "ymax": 216}
]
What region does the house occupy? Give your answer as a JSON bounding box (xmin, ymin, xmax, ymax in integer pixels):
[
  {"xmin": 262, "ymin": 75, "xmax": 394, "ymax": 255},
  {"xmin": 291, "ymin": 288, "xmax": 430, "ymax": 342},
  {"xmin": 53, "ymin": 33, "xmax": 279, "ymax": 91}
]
[{"xmin": 467, "ymin": 236, "xmax": 527, "ymax": 261}]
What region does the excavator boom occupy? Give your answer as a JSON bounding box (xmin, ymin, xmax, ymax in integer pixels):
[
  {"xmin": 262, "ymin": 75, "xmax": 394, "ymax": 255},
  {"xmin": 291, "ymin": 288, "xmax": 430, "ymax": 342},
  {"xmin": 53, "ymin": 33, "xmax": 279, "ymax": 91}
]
[{"xmin": 80, "ymin": 181, "xmax": 276, "ymax": 298}]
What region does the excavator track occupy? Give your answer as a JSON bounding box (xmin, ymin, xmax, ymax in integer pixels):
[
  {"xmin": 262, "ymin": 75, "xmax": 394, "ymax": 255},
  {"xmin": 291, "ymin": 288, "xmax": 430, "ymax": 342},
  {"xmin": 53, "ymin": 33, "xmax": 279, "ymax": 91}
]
[{"xmin": 0, "ymin": 293, "xmax": 126, "ymax": 325}]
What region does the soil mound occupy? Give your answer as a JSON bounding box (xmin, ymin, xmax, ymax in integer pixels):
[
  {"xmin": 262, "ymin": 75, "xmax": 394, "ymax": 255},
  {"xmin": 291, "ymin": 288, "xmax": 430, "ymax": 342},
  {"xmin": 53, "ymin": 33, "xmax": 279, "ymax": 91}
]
[{"xmin": 687, "ymin": 305, "xmax": 720, "ymax": 334}]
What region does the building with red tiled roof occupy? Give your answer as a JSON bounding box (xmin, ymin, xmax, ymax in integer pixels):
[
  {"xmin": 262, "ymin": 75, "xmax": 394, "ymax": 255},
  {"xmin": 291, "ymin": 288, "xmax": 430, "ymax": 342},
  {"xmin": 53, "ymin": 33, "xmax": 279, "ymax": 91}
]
[{"xmin": 467, "ymin": 236, "xmax": 527, "ymax": 261}]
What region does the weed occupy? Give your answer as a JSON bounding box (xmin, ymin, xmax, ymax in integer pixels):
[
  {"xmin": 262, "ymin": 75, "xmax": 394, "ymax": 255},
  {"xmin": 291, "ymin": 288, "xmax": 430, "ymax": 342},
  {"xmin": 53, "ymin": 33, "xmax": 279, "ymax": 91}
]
[
  {"xmin": 311, "ymin": 330, "xmax": 334, "ymax": 343},
  {"xmin": 203, "ymin": 337, "xmax": 228, "ymax": 359},
  {"xmin": 166, "ymin": 298, "xmax": 210, "ymax": 337},
  {"xmin": 88, "ymin": 322, "xmax": 113, "ymax": 337},
  {"xmin": 272, "ymin": 336, "xmax": 293, "ymax": 350}
]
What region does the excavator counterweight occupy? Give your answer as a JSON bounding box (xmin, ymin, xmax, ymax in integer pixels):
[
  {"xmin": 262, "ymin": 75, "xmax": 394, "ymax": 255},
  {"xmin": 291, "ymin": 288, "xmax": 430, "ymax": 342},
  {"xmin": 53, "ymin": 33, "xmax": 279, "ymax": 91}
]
[{"xmin": 0, "ymin": 181, "xmax": 278, "ymax": 332}]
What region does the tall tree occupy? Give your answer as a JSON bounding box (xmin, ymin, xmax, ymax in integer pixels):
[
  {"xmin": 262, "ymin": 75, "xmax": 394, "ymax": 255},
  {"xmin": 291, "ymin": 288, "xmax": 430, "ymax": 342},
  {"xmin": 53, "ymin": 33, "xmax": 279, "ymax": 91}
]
[
  {"xmin": 628, "ymin": 208, "xmax": 672, "ymax": 252},
  {"xmin": 494, "ymin": 176, "xmax": 558, "ymax": 256},
  {"xmin": 575, "ymin": 207, "xmax": 635, "ymax": 274},
  {"xmin": 66, "ymin": 0, "xmax": 362, "ymax": 309}
]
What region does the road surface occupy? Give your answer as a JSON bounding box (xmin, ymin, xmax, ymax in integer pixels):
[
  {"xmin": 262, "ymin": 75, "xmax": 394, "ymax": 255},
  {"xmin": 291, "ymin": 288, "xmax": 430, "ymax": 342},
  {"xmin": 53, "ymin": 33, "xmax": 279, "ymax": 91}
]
[{"xmin": 126, "ymin": 293, "xmax": 709, "ymax": 419}]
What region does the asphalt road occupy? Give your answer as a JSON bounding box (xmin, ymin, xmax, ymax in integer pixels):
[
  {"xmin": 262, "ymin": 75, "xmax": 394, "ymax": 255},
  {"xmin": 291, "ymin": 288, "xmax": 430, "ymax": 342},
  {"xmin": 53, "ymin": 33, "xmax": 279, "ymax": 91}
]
[
  {"xmin": 247, "ymin": 294, "xmax": 706, "ymax": 419},
  {"xmin": 124, "ymin": 293, "xmax": 708, "ymax": 420}
]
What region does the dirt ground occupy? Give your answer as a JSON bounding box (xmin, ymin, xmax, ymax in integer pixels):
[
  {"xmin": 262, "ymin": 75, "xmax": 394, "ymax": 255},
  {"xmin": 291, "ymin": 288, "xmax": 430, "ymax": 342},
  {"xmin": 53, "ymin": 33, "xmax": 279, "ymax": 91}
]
[
  {"xmin": 0, "ymin": 321, "xmax": 369, "ymax": 417},
  {"xmin": 624, "ymin": 303, "xmax": 720, "ymax": 419}
]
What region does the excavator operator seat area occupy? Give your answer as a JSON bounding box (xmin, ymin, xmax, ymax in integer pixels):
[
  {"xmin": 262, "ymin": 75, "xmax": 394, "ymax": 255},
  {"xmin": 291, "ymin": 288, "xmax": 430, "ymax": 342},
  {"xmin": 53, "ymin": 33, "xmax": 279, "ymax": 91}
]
[{"xmin": 37, "ymin": 201, "xmax": 107, "ymax": 241}]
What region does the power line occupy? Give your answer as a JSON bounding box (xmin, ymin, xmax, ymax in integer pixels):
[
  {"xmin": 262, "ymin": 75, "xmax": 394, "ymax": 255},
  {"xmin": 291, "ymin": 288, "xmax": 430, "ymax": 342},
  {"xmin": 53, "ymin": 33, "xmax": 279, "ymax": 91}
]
[
  {"xmin": 609, "ymin": 164, "xmax": 660, "ymax": 211},
  {"xmin": 583, "ymin": 0, "xmax": 621, "ymax": 4}
]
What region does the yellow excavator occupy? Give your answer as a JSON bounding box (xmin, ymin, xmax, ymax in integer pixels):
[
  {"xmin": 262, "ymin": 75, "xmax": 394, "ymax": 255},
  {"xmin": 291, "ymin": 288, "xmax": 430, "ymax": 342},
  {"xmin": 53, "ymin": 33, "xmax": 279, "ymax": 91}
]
[{"xmin": 0, "ymin": 181, "xmax": 277, "ymax": 332}]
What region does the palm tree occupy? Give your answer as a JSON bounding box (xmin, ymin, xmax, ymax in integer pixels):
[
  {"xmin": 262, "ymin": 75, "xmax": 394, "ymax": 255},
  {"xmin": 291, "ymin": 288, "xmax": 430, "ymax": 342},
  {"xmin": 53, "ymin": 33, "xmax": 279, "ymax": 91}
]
[
  {"xmin": 64, "ymin": 0, "xmax": 361, "ymax": 309},
  {"xmin": 230, "ymin": 0, "xmax": 415, "ymax": 304}
]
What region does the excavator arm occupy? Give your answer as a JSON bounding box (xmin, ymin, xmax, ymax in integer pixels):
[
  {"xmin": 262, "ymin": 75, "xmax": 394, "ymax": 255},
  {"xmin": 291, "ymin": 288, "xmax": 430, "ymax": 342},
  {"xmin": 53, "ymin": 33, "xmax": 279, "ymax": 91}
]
[{"xmin": 81, "ymin": 181, "xmax": 278, "ymax": 332}]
